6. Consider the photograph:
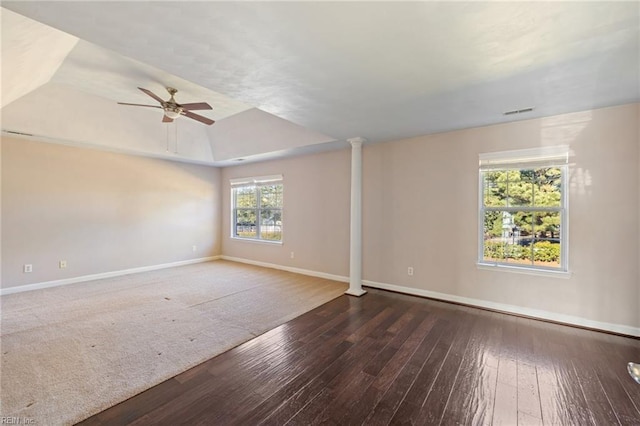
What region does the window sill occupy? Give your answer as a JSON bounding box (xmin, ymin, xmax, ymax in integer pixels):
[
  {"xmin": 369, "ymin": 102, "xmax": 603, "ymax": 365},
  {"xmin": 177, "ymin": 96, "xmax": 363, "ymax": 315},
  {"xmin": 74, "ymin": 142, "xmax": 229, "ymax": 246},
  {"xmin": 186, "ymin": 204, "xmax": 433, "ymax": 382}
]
[
  {"xmin": 477, "ymin": 262, "xmax": 572, "ymax": 279},
  {"xmin": 230, "ymin": 237, "xmax": 283, "ymax": 245}
]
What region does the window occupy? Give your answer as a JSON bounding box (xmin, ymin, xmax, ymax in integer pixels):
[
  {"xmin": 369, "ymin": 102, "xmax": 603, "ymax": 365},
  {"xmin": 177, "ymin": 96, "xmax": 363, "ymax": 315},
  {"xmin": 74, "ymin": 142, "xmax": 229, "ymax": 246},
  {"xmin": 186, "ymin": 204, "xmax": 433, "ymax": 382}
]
[
  {"xmin": 478, "ymin": 146, "xmax": 568, "ymax": 272},
  {"xmin": 231, "ymin": 175, "xmax": 283, "ymax": 242}
]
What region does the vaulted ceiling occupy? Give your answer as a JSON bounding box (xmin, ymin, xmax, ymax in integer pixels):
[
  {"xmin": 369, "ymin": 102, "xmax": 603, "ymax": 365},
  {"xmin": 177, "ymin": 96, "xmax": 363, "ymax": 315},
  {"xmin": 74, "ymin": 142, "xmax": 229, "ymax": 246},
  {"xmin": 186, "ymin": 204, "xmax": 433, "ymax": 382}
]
[{"xmin": 2, "ymin": 2, "xmax": 638, "ymax": 166}]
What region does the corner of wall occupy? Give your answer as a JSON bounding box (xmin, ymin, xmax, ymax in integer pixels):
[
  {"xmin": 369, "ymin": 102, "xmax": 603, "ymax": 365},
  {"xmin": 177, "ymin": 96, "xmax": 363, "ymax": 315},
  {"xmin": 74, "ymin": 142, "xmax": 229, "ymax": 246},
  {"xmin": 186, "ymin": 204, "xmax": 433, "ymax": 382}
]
[
  {"xmin": 1, "ymin": 137, "xmax": 3, "ymax": 288},
  {"xmin": 214, "ymin": 166, "xmax": 224, "ymax": 256},
  {"xmin": 637, "ymin": 102, "xmax": 640, "ymax": 328}
]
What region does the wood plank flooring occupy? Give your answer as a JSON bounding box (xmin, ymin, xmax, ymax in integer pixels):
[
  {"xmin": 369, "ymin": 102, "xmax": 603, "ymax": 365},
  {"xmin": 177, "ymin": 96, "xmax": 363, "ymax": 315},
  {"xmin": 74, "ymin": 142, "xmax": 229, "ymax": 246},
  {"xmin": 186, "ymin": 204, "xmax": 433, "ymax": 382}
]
[{"xmin": 79, "ymin": 288, "xmax": 640, "ymax": 425}]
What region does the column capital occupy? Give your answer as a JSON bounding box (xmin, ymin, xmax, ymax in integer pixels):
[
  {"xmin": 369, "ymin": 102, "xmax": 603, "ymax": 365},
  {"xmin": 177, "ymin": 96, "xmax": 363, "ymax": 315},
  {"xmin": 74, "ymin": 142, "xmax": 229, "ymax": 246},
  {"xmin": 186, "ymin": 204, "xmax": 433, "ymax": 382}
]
[{"xmin": 347, "ymin": 137, "xmax": 366, "ymax": 147}]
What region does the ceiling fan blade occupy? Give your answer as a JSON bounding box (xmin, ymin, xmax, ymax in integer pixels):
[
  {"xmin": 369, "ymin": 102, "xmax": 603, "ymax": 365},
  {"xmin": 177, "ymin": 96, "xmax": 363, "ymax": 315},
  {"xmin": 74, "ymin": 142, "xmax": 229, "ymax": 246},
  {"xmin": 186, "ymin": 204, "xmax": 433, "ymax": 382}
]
[
  {"xmin": 182, "ymin": 110, "xmax": 215, "ymax": 125},
  {"xmin": 138, "ymin": 87, "xmax": 165, "ymax": 104},
  {"xmin": 162, "ymin": 115, "xmax": 174, "ymax": 123},
  {"xmin": 117, "ymin": 102, "xmax": 162, "ymax": 108},
  {"xmin": 179, "ymin": 102, "xmax": 212, "ymax": 111}
]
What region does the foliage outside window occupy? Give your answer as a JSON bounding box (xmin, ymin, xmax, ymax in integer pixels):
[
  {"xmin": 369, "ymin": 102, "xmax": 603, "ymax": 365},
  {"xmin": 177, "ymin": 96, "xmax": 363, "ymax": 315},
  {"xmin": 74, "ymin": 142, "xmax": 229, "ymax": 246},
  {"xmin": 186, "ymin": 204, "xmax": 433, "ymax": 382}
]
[
  {"xmin": 232, "ymin": 175, "xmax": 283, "ymax": 242},
  {"xmin": 479, "ymin": 147, "xmax": 568, "ymax": 272}
]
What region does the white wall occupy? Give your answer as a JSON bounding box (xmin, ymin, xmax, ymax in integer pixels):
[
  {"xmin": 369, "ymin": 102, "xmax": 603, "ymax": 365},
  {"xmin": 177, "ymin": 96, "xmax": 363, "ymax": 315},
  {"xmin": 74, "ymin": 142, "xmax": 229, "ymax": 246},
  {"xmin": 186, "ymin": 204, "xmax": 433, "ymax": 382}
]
[{"xmin": 1, "ymin": 137, "xmax": 222, "ymax": 289}]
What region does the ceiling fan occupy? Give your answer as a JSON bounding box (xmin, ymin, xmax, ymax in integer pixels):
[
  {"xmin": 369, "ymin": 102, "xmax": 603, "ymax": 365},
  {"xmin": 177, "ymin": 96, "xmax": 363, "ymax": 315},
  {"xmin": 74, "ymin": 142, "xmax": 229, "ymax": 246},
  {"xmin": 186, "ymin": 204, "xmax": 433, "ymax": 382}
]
[{"xmin": 118, "ymin": 87, "xmax": 215, "ymax": 125}]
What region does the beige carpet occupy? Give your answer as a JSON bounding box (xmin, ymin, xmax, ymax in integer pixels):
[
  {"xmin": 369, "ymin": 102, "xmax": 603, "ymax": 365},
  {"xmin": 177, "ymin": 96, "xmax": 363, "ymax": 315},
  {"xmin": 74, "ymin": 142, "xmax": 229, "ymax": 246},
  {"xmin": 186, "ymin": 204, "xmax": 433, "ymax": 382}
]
[{"xmin": 0, "ymin": 260, "xmax": 347, "ymax": 425}]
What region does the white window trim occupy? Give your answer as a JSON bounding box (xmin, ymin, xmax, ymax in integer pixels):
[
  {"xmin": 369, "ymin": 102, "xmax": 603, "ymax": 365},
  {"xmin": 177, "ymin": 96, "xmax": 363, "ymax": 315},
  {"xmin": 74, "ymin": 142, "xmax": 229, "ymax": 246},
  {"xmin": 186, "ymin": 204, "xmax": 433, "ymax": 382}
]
[
  {"xmin": 231, "ymin": 175, "xmax": 283, "ymax": 244},
  {"xmin": 477, "ymin": 146, "xmax": 570, "ymax": 275},
  {"xmin": 231, "ymin": 235, "xmax": 283, "ymax": 245},
  {"xmin": 477, "ymin": 262, "xmax": 572, "ymax": 278}
]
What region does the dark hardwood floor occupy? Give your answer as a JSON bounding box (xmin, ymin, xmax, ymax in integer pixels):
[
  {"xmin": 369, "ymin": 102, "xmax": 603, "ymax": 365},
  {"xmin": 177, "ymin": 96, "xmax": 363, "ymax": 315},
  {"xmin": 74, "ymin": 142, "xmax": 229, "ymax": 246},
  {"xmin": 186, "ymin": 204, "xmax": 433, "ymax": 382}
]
[{"xmin": 80, "ymin": 288, "xmax": 640, "ymax": 425}]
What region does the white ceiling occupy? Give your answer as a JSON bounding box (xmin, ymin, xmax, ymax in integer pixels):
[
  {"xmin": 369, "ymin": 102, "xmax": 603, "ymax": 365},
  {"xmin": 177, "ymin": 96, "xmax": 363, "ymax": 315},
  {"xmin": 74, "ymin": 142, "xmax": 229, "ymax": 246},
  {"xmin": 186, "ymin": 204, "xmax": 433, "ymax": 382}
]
[{"xmin": 2, "ymin": 2, "xmax": 639, "ymax": 166}]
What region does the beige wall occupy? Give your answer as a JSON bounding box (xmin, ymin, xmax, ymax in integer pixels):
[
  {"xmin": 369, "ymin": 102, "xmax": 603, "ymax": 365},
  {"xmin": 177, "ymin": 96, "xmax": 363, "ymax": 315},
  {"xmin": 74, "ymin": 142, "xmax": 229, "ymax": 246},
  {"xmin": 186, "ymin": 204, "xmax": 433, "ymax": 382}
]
[
  {"xmin": 0, "ymin": 138, "xmax": 3, "ymax": 286},
  {"xmin": 363, "ymin": 103, "xmax": 639, "ymax": 329},
  {"xmin": 1, "ymin": 137, "xmax": 222, "ymax": 289},
  {"xmin": 2, "ymin": 103, "xmax": 638, "ymax": 330},
  {"xmin": 221, "ymin": 149, "xmax": 351, "ymax": 277},
  {"xmin": 221, "ymin": 103, "xmax": 639, "ymax": 330}
]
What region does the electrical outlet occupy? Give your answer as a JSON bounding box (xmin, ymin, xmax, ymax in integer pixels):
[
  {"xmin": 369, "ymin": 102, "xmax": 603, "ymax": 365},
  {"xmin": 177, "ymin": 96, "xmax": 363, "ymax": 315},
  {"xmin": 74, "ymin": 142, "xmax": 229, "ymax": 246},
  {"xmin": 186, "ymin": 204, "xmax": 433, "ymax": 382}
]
[
  {"xmin": 59, "ymin": 260, "xmax": 67, "ymax": 269},
  {"xmin": 192, "ymin": 245, "xmax": 197, "ymax": 252},
  {"xmin": 290, "ymin": 251, "xmax": 295, "ymax": 259},
  {"xmin": 407, "ymin": 267, "xmax": 414, "ymax": 276},
  {"xmin": 23, "ymin": 264, "xmax": 33, "ymax": 273}
]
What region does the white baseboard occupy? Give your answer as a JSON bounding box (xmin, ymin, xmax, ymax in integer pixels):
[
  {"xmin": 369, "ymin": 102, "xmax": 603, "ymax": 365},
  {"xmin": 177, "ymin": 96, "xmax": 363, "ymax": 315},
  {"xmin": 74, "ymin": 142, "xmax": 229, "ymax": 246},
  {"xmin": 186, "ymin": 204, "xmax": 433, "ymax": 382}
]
[
  {"xmin": 220, "ymin": 256, "xmax": 349, "ymax": 284},
  {"xmin": 0, "ymin": 256, "xmax": 221, "ymax": 296},
  {"xmin": 362, "ymin": 279, "xmax": 640, "ymax": 338},
  {"xmin": 219, "ymin": 256, "xmax": 640, "ymax": 336},
  {"xmin": 5, "ymin": 254, "xmax": 637, "ymax": 337}
]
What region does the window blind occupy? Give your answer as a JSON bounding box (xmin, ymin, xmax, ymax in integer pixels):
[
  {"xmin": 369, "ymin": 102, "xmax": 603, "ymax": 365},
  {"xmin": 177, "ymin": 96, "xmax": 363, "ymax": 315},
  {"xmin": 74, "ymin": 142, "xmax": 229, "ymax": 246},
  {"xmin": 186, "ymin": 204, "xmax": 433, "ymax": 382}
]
[
  {"xmin": 479, "ymin": 146, "xmax": 569, "ymax": 171},
  {"xmin": 230, "ymin": 174, "xmax": 283, "ymax": 187}
]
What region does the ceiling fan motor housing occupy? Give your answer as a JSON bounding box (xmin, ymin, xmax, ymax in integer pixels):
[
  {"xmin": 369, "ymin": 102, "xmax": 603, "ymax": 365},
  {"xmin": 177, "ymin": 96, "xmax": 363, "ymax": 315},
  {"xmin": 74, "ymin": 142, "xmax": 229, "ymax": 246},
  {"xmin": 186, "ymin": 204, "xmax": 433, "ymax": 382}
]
[{"xmin": 163, "ymin": 88, "xmax": 182, "ymax": 118}]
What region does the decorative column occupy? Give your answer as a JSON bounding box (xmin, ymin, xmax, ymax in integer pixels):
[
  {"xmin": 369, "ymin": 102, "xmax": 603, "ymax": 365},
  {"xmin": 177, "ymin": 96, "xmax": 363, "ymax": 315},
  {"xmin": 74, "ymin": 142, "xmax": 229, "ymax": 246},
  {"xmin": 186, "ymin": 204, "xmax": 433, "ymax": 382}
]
[{"xmin": 346, "ymin": 137, "xmax": 366, "ymax": 296}]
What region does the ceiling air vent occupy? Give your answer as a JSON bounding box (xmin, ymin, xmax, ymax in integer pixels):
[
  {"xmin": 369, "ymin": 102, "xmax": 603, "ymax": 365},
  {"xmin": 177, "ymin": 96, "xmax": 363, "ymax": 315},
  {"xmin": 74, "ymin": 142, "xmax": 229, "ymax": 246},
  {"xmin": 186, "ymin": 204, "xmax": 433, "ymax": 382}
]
[
  {"xmin": 3, "ymin": 130, "xmax": 34, "ymax": 136},
  {"xmin": 503, "ymin": 107, "xmax": 535, "ymax": 116}
]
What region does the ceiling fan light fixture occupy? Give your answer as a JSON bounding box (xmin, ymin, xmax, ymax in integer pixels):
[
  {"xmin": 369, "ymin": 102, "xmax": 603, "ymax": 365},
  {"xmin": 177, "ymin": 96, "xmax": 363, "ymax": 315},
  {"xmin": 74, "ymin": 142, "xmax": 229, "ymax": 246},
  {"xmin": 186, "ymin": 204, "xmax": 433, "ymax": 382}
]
[{"xmin": 164, "ymin": 108, "xmax": 182, "ymax": 119}]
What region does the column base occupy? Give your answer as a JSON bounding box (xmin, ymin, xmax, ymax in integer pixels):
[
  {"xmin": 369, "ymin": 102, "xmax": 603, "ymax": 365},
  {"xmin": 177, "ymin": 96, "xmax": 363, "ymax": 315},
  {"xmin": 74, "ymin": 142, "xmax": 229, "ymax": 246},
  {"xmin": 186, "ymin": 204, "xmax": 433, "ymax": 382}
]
[{"xmin": 345, "ymin": 288, "xmax": 367, "ymax": 297}]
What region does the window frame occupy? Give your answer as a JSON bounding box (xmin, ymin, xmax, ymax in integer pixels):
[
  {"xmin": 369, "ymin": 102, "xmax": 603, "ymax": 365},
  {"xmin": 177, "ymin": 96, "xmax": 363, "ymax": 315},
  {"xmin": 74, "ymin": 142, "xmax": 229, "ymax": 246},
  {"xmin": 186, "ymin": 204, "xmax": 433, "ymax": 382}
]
[
  {"xmin": 230, "ymin": 175, "xmax": 283, "ymax": 244},
  {"xmin": 477, "ymin": 147, "xmax": 569, "ymax": 275}
]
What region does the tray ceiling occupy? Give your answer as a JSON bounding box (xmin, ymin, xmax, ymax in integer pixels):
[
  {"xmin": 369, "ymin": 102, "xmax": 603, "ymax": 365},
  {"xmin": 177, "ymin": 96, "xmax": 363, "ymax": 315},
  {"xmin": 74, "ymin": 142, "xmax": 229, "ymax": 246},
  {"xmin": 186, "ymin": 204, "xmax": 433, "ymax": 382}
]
[{"xmin": 2, "ymin": 2, "xmax": 638, "ymax": 165}]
